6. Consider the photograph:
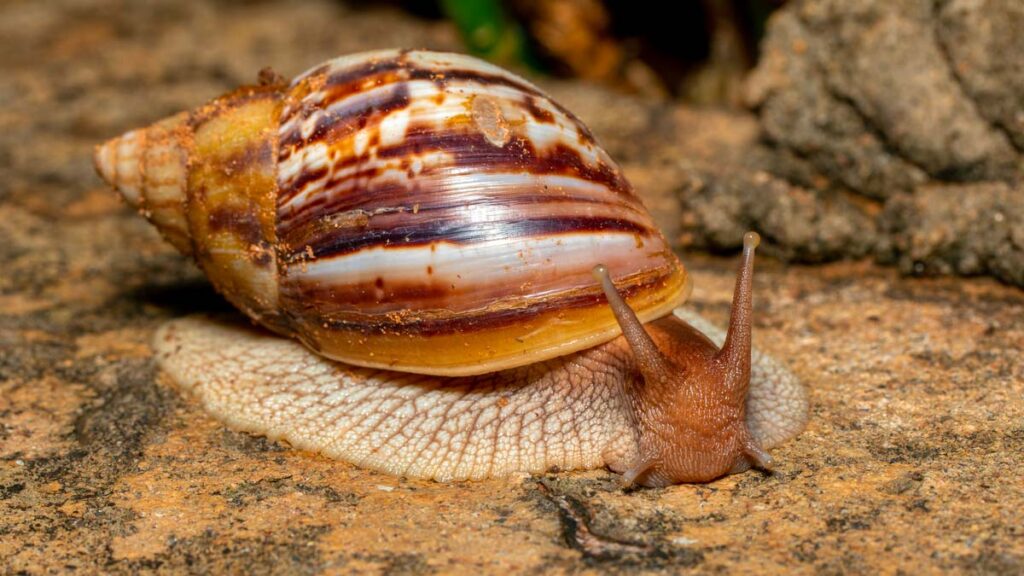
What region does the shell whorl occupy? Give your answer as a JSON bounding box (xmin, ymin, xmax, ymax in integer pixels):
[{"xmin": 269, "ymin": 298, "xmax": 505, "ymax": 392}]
[
  {"xmin": 94, "ymin": 112, "xmax": 193, "ymax": 255},
  {"xmin": 96, "ymin": 49, "xmax": 691, "ymax": 376}
]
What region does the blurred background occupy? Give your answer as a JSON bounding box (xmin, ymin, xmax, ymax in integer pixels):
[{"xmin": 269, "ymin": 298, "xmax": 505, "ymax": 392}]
[{"xmin": 369, "ymin": 0, "xmax": 782, "ymax": 105}]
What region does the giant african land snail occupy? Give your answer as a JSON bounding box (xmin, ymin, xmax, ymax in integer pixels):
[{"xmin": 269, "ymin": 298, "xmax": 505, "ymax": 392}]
[{"xmin": 94, "ymin": 49, "xmax": 807, "ymax": 487}]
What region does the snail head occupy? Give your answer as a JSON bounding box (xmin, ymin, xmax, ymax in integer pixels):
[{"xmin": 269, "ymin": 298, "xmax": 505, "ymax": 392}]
[{"xmin": 593, "ymin": 232, "xmax": 770, "ymax": 487}]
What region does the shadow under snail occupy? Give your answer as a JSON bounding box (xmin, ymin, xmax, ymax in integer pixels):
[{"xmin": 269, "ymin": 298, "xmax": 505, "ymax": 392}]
[{"xmin": 94, "ymin": 49, "xmax": 807, "ymax": 487}]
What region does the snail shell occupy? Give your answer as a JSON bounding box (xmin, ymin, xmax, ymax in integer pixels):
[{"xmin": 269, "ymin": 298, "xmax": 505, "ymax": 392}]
[{"xmin": 95, "ymin": 49, "xmax": 689, "ymax": 376}]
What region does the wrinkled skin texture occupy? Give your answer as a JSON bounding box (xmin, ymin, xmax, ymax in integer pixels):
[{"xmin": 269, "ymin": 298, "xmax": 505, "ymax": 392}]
[
  {"xmin": 157, "ymin": 313, "xmax": 805, "ymax": 485},
  {"xmin": 615, "ymin": 319, "xmax": 758, "ymax": 486}
]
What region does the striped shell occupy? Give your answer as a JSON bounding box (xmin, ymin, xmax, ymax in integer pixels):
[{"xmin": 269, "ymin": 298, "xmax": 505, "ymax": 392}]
[{"xmin": 94, "ymin": 49, "xmax": 690, "ymax": 376}]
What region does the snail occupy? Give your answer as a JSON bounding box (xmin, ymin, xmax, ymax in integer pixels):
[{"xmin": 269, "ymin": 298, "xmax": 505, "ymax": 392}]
[{"xmin": 94, "ymin": 49, "xmax": 807, "ymax": 487}]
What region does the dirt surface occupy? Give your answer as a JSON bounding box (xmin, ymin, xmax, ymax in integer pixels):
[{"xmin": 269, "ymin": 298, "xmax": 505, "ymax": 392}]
[{"xmin": 2, "ymin": 0, "xmax": 1023, "ymax": 574}]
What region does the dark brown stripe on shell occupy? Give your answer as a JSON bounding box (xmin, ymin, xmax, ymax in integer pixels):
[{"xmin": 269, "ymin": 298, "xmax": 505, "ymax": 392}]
[
  {"xmin": 283, "ymin": 215, "xmax": 651, "ymax": 260},
  {"xmin": 280, "ymin": 55, "xmax": 594, "ymax": 155},
  {"xmin": 315, "ymin": 56, "xmax": 547, "ymax": 110},
  {"xmin": 217, "ymin": 139, "xmax": 274, "ymax": 174},
  {"xmin": 373, "ymin": 127, "xmax": 625, "ymax": 192},
  {"xmin": 292, "ymin": 277, "xmax": 455, "ymax": 310},
  {"xmin": 276, "ymin": 174, "xmax": 647, "ymax": 243},
  {"xmin": 324, "ymin": 59, "xmax": 406, "ymax": 96},
  {"xmin": 523, "ymin": 96, "xmax": 556, "ymax": 124},
  {"xmin": 206, "ymin": 205, "xmax": 265, "ymax": 248},
  {"xmin": 279, "ymin": 165, "xmax": 329, "ymax": 201},
  {"xmin": 406, "ymin": 66, "xmax": 545, "ymax": 100},
  {"xmin": 280, "ymin": 56, "xmax": 410, "ymax": 132},
  {"xmin": 276, "ymin": 117, "xmax": 635, "ymax": 237},
  {"xmin": 409, "ymin": 63, "xmax": 598, "ymax": 145},
  {"xmin": 278, "ymin": 81, "xmax": 411, "ymax": 157},
  {"xmin": 283, "ymin": 269, "xmax": 671, "ymax": 337}
]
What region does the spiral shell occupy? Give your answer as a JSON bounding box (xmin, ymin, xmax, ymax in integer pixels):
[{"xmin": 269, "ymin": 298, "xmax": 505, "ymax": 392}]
[{"xmin": 95, "ymin": 49, "xmax": 690, "ymax": 376}]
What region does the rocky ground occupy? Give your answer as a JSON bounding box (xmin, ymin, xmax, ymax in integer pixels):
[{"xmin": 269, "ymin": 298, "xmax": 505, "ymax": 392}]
[
  {"xmin": 2, "ymin": 0, "xmax": 1022, "ymax": 573},
  {"xmin": 738, "ymin": 0, "xmax": 1024, "ymax": 287}
]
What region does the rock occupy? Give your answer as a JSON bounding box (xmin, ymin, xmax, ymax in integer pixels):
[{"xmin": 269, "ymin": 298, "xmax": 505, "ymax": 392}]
[
  {"xmin": 937, "ymin": 0, "xmax": 1024, "ymax": 151},
  {"xmin": 678, "ymin": 165, "xmax": 876, "ymax": 262},
  {"xmin": 879, "ymin": 182, "xmax": 1024, "ymax": 287},
  {"xmin": 745, "ymin": 6, "xmax": 928, "ymax": 200},
  {"xmin": 751, "ymin": 0, "xmax": 1021, "ymax": 190},
  {"xmin": 739, "ymin": 0, "xmax": 1024, "ymax": 288}
]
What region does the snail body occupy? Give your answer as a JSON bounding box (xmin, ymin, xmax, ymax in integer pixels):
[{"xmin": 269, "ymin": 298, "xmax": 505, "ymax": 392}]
[{"xmin": 97, "ymin": 49, "xmax": 807, "ymax": 487}]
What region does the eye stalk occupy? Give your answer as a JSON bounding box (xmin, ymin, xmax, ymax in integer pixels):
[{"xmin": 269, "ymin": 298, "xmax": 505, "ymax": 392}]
[
  {"xmin": 591, "ymin": 264, "xmax": 676, "ymax": 382},
  {"xmin": 592, "ymin": 231, "xmax": 770, "ymax": 487},
  {"xmin": 716, "ymin": 231, "xmax": 760, "ymax": 397}
]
